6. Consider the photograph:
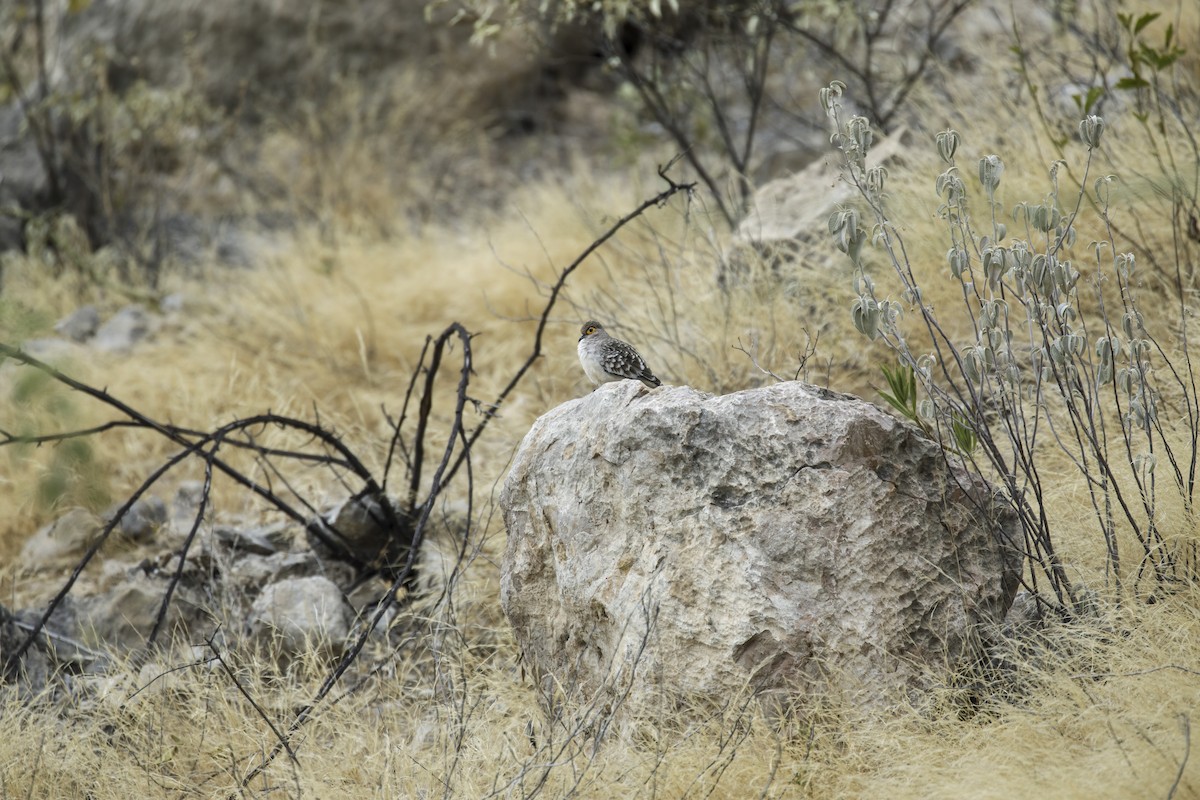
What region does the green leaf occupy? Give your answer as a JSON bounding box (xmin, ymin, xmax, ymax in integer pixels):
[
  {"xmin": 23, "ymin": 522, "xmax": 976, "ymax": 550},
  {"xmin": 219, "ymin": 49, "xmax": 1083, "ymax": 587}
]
[
  {"xmin": 1073, "ymin": 86, "xmax": 1105, "ymax": 115},
  {"xmin": 951, "ymin": 413, "xmax": 977, "ymax": 455},
  {"xmin": 1148, "ymin": 48, "xmax": 1182, "ymax": 70},
  {"xmin": 879, "ymin": 363, "xmax": 919, "ymax": 421},
  {"xmin": 878, "ymin": 393, "xmax": 912, "ymax": 419},
  {"xmin": 1115, "ymin": 76, "xmax": 1150, "ymax": 91},
  {"xmin": 1134, "ymin": 12, "xmax": 1160, "ymax": 35}
]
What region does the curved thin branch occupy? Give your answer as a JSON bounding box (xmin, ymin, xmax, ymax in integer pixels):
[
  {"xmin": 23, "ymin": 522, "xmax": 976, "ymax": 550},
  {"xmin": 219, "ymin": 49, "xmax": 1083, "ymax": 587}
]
[
  {"xmin": 442, "ymin": 169, "xmax": 695, "ymax": 489},
  {"xmin": 241, "ymin": 322, "xmax": 474, "ymax": 785}
]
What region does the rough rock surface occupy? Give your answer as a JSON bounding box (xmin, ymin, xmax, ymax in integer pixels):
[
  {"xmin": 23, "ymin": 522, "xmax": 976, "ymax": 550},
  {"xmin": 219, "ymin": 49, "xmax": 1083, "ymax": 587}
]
[
  {"xmin": 1, "ymin": 602, "xmax": 53, "ymax": 695},
  {"xmin": 93, "ymin": 304, "xmax": 159, "ymax": 353},
  {"xmin": 247, "ymin": 576, "xmax": 354, "ymax": 656},
  {"xmin": 0, "ymin": 103, "xmax": 49, "ymax": 252},
  {"xmin": 107, "ymin": 496, "xmax": 169, "ymax": 541},
  {"xmin": 55, "ymin": 305, "xmax": 101, "ymax": 343},
  {"xmin": 306, "ymin": 492, "xmax": 410, "ymax": 568},
  {"xmin": 500, "ymin": 381, "xmax": 1022, "ymax": 713},
  {"xmin": 735, "ymin": 126, "xmax": 909, "ymax": 249},
  {"xmin": 76, "ymin": 573, "xmax": 203, "ymax": 651},
  {"xmin": 19, "ymin": 508, "xmax": 103, "ymax": 569}
]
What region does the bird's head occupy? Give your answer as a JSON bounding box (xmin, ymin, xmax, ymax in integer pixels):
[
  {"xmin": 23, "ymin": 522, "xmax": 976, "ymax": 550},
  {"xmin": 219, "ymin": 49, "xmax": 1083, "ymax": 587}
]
[{"xmin": 579, "ymin": 320, "xmax": 605, "ymax": 341}]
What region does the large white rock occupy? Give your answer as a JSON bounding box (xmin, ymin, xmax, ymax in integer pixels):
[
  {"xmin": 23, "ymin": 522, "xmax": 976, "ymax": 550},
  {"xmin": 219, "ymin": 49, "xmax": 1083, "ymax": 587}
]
[
  {"xmin": 734, "ymin": 126, "xmax": 909, "ymax": 247},
  {"xmin": 500, "ymin": 381, "xmax": 1021, "ymax": 713}
]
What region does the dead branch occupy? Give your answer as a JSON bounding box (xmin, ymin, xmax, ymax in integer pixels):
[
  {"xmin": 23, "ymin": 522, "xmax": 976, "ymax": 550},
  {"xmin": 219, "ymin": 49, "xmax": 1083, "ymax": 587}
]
[
  {"xmin": 241, "ymin": 322, "xmax": 474, "ymax": 785},
  {"xmin": 441, "ymin": 165, "xmax": 695, "ymax": 489},
  {"xmin": 2, "ymin": 173, "xmax": 694, "ymax": 786},
  {"xmin": 732, "ymin": 327, "xmax": 819, "ymax": 383},
  {"xmin": 204, "ymin": 629, "xmax": 302, "ymax": 772}
]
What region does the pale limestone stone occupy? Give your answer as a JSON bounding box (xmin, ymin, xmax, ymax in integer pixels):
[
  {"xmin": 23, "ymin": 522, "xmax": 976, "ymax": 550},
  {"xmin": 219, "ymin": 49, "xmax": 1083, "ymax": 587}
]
[
  {"xmin": 500, "ymin": 381, "xmax": 1021, "ymax": 714},
  {"xmin": 247, "ymin": 576, "xmax": 353, "ymax": 656}
]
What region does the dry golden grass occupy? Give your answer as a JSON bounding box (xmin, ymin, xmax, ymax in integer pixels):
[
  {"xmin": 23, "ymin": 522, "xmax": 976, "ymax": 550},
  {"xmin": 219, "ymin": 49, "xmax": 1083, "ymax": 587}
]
[
  {"xmin": 3, "ymin": 4, "xmax": 1200, "ymax": 798},
  {"xmin": 2, "ymin": 591, "xmax": 1197, "ymax": 798}
]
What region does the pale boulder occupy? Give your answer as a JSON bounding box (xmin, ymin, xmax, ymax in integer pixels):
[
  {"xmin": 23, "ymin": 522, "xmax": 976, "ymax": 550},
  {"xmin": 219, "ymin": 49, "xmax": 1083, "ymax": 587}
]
[
  {"xmin": 735, "ymin": 126, "xmax": 909, "ymax": 247},
  {"xmin": 500, "ymin": 381, "xmax": 1021, "ymax": 713}
]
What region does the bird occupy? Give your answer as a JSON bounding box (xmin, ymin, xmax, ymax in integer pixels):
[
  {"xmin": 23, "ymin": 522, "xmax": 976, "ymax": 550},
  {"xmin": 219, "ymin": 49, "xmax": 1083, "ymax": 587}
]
[{"xmin": 577, "ymin": 320, "xmax": 662, "ymax": 389}]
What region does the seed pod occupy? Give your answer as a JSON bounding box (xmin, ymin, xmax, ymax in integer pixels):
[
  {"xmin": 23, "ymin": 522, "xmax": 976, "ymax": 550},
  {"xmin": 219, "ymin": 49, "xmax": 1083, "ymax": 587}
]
[
  {"xmin": 819, "ymin": 81, "xmax": 845, "ymax": 115},
  {"xmin": 852, "ymin": 297, "xmax": 880, "ymax": 340},
  {"xmin": 978, "ymin": 155, "xmax": 1004, "ymax": 195},
  {"xmin": 936, "ymin": 129, "xmax": 960, "ymax": 163},
  {"xmin": 1096, "ymin": 337, "xmax": 1115, "ymax": 384},
  {"xmin": 1079, "ymin": 115, "xmax": 1105, "ymax": 149},
  {"xmin": 866, "ymin": 166, "xmax": 888, "ymax": 196}
]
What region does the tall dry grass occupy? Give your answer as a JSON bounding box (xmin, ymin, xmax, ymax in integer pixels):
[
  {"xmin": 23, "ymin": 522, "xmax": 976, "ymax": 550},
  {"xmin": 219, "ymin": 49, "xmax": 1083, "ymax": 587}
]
[{"xmin": 2, "ymin": 1, "xmax": 1200, "ymax": 797}]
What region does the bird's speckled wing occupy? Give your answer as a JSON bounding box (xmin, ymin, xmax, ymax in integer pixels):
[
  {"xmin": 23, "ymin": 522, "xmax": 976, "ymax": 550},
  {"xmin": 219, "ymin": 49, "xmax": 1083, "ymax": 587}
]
[{"xmin": 600, "ymin": 339, "xmax": 661, "ymax": 386}]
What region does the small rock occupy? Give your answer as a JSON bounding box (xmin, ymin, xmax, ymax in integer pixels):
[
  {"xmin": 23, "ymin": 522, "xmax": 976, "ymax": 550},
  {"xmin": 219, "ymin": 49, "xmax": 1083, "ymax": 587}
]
[
  {"xmin": 93, "ymin": 305, "xmax": 159, "ymax": 353},
  {"xmin": 306, "ymin": 492, "xmax": 409, "ymax": 567},
  {"xmin": 106, "ymin": 495, "xmax": 168, "ymax": 541},
  {"xmin": 1, "ymin": 602, "xmax": 54, "ymax": 696},
  {"xmin": 247, "ymin": 576, "xmax": 354, "ymax": 657},
  {"xmin": 228, "ymin": 550, "xmax": 329, "ymax": 588},
  {"xmin": 171, "ymin": 481, "xmax": 209, "ymax": 527},
  {"xmin": 160, "ymin": 293, "xmax": 185, "ymax": 314},
  {"xmin": 19, "ymin": 508, "xmax": 102, "ymax": 568},
  {"xmin": 54, "ymin": 305, "xmax": 101, "ymax": 342},
  {"xmin": 76, "ymin": 577, "xmax": 174, "ymax": 650},
  {"xmin": 158, "ymin": 547, "xmax": 218, "ymax": 581},
  {"xmin": 16, "ymin": 337, "xmax": 83, "ymax": 363},
  {"xmin": 213, "ymin": 522, "xmax": 290, "ymax": 555},
  {"xmin": 346, "ymin": 578, "xmax": 399, "ymax": 635}
]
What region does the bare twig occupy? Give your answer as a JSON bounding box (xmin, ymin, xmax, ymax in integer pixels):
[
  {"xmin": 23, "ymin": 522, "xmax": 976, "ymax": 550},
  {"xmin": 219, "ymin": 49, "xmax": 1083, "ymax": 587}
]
[
  {"xmin": 1167, "ymin": 713, "xmax": 1191, "ymax": 800},
  {"xmin": 382, "ymin": 336, "xmax": 432, "ymax": 494},
  {"xmin": 241, "ymin": 322, "xmax": 475, "ymax": 785},
  {"xmin": 732, "ymin": 327, "xmax": 819, "ymax": 383},
  {"xmin": 122, "ymin": 653, "xmax": 219, "ymax": 707},
  {"xmin": 442, "ymin": 167, "xmax": 695, "ymax": 490},
  {"xmin": 145, "ymin": 447, "xmax": 214, "ymax": 649},
  {"xmin": 204, "ymin": 629, "xmax": 301, "ymax": 769}
]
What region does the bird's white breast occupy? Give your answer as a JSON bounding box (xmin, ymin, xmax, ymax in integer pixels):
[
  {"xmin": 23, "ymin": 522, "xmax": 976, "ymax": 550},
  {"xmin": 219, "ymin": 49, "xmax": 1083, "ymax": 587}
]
[{"xmin": 578, "ymin": 337, "xmax": 615, "ymax": 384}]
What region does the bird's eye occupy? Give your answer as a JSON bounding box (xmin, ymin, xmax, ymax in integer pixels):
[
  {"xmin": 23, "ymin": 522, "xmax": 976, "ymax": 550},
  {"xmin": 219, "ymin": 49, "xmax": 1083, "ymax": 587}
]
[{"xmin": 586, "ymin": 326, "xmax": 595, "ymax": 334}]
